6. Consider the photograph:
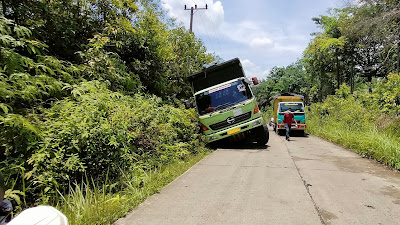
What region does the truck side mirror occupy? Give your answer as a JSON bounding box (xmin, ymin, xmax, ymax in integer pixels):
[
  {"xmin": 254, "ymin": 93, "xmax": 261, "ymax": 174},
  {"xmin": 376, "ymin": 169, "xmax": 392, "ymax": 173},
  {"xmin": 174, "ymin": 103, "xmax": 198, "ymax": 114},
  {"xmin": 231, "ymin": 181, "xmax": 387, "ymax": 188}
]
[
  {"xmin": 184, "ymin": 100, "xmax": 191, "ymax": 109},
  {"xmin": 252, "ymin": 77, "xmax": 259, "ymax": 85},
  {"xmin": 184, "ymin": 97, "xmax": 195, "ymax": 109}
]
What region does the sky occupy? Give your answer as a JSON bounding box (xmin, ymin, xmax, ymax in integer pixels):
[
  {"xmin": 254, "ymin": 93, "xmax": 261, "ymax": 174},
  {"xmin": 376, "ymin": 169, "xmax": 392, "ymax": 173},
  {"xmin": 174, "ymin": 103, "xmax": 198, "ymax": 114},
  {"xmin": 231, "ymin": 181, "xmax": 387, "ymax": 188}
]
[{"xmin": 161, "ymin": 0, "xmax": 352, "ymax": 80}]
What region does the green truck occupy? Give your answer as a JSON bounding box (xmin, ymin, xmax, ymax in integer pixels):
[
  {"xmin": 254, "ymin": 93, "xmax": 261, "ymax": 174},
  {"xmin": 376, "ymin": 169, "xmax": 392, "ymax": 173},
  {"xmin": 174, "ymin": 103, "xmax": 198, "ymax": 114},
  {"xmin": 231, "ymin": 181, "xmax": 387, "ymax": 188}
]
[
  {"xmin": 272, "ymin": 93, "xmax": 306, "ymax": 135},
  {"xmin": 187, "ymin": 58, "xmax": 269, "ymax": 146}
]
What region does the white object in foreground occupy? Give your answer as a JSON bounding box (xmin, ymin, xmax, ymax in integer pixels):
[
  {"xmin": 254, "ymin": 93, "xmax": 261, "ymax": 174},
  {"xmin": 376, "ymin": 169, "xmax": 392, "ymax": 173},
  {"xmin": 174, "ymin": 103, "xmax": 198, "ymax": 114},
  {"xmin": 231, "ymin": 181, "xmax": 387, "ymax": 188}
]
[{"xmin": 8, "ymin": 206, "xmax": 68, "ymax": 225}]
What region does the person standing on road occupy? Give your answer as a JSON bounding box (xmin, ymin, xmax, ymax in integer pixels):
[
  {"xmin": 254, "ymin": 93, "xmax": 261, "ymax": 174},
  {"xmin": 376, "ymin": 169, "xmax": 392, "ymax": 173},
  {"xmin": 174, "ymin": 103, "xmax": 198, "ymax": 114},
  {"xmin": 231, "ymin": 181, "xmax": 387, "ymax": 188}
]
[{"xmin": 283, "ymin": 108, "xmax": 297, "ymax": 141}]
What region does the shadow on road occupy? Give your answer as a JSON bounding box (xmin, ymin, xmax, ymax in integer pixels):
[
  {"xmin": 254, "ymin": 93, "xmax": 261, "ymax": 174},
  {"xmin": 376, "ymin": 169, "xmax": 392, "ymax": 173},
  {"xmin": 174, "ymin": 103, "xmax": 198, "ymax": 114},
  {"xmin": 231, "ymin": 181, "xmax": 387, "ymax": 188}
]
[
  {"xmin": 207, "ymin": 126, "xmax": 309, "ymax": 150},
  {"xmin": 272, "ymin": 129, "xmax": 310, "ymax": 138},
  {"xmin": 210, "ymin": 139, "xmax": 269, "ymax": 151}
]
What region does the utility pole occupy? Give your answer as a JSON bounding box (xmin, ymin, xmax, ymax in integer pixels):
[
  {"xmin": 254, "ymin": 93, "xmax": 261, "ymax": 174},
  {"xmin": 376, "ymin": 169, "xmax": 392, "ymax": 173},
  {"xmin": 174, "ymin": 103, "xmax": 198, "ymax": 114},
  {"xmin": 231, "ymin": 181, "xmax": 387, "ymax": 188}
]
[
  {"xmin": 184, "ymin": 4, "xmax": 207, "ymax": 74},
  {"xmin": 184, "ymin": 4, "xmax": 208, "ymax": 33}
]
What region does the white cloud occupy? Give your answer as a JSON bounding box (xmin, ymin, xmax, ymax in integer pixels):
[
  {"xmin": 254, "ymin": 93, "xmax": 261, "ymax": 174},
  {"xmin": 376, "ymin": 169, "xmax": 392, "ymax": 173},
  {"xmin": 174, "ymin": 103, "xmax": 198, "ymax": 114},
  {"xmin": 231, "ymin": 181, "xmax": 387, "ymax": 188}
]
[
  {"xmin": 161, "ymin": 1, "xmax": 306, "ymax": 71},
  {"xmin": 261, "ymin": 70, "xmax": 270, "ymax": 80},
  {"xmin": 161, "ymin": 0, "xmax": 342, "ymax": 82},
  {"xmin": 222, "ymin": 21, "xmax": 268, "ymax": 44},
  {"xmin": 221, "ymin": 20, "xmax": 304, "ymax": 54},
  {"xmin": 161, "ymin": 0, "xmax": 224, "ymax": 35},
  {"xmin": 241, "ymin": 59, "xmax": 270, "ymax": 80},
  {"xmin": 274, "ymin": 43, "xmax": 304, "ymax": 54},
  {"xmin": 250, "ymin": 37, "xmax": 274, "ymax": 49},
  {"xmin": 241, "ymin": 59, "xmax": 256, "ymax": 69}
]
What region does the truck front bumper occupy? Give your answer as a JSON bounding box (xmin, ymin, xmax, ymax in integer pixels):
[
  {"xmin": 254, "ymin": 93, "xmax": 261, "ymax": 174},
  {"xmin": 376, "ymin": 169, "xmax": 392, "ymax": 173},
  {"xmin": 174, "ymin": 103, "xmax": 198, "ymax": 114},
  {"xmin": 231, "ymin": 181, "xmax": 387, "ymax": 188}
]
[{"xmin": 205, "ymin": 117, "xmax": 265, "ymax": 143}]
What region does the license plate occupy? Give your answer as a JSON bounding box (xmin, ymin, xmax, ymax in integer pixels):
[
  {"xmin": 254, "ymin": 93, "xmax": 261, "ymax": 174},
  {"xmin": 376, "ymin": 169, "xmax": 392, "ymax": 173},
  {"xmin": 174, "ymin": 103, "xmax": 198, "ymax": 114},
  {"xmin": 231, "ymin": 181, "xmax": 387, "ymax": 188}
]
[{"xmin": 227, "ymin": 127, "xmax": 241, "ymax": 135}]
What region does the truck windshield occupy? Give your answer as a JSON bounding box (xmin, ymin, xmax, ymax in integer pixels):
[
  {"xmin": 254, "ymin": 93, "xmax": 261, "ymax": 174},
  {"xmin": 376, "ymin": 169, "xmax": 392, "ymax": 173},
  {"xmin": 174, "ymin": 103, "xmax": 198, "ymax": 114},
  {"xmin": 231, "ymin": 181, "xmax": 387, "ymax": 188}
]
[
  {"xmin": 279, "ymin": 102, "xmax": 304, "ymax": 113},
  {"xmin": 195, "ymin": 80, "xmax": 252, "ymax": 115}
]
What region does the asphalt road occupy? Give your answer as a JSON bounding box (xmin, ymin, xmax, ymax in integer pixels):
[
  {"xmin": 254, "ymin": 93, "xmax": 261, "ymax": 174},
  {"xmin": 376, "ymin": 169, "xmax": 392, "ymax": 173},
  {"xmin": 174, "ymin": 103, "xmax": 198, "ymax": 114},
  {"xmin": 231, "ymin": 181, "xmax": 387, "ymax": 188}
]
[{"xmin": 115, "ymin": 127, "xmax": 400, "ymax": 225}]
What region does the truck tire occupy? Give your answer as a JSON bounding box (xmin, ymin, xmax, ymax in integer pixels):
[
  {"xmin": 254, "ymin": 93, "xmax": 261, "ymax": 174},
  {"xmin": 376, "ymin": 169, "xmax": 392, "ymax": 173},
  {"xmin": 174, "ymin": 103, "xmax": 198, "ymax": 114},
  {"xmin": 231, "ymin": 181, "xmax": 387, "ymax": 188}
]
[
  {"xmin": 207, "ymin": 142, "xmax": 218, "ymax": 150},
  {"xmin": 255, "ymin": 126, "xmax": 269, "ymax": 145}
]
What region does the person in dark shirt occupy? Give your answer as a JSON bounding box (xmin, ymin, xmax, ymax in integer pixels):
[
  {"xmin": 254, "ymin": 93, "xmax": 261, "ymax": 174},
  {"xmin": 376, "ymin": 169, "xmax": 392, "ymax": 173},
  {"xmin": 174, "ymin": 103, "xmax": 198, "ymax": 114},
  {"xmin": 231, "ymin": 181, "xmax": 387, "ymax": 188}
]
[
  {"xmin": 0, "ymin": 171, "xmax": 12, "ymax": 224},
  {"xmin": 283, "ymin": 108, "xmax": 298, "ymax": 141},
  {"xmin": 0, "ymin": 172, "xmax": 4, "ymax": 201}
]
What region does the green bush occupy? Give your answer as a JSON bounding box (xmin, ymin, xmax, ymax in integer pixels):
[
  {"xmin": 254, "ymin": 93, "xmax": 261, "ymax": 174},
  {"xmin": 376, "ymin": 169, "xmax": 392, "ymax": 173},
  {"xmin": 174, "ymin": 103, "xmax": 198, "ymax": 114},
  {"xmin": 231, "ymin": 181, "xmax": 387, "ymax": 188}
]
[
  {"xmin": 1, "ymin": 81, "xmax": 205, "ymax": 206},
  {"xmin": 31, "ymin": 81, "xmax": 203, "ymax": 199}
]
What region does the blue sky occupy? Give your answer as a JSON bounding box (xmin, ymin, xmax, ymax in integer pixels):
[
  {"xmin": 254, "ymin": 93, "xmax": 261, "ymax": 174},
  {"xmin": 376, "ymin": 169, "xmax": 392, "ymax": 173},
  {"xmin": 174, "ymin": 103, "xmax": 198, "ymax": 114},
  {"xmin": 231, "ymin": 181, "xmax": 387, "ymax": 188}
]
[{"xmin": 162, "ymin": 0, "xmax": 352, "ymax": 80}]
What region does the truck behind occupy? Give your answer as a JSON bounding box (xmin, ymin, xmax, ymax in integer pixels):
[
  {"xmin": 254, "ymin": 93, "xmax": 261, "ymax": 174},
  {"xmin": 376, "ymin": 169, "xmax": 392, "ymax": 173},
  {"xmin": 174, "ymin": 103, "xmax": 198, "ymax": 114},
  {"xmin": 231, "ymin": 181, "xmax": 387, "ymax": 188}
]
[{"xmin": 272, "ymin": 93, "xmax": 307, "ymax": 135}]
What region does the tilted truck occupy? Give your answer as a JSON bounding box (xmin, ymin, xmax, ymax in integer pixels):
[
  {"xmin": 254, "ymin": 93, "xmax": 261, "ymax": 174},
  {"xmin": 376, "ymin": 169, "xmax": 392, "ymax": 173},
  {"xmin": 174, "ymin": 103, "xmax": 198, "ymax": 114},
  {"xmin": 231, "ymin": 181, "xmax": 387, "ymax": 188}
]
[
  {"xmin": 187, "ymin": 58, "xmax": 269, "ymax": 146},
  {"xmin": 272, "ymin": 93, "xmax": 307, "ymax": 135}
]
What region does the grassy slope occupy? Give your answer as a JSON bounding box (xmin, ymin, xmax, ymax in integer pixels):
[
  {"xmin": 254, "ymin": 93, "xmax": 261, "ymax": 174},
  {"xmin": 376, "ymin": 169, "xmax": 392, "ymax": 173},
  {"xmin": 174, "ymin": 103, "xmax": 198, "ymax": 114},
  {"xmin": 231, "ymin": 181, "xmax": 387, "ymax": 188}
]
[
  {"xmin": 58, "ymin": 150, "xmax": 210, "ymax": 225},
  {"xmin": 307, "ymin": 117, "xmax": 400, "ymax": 170}
]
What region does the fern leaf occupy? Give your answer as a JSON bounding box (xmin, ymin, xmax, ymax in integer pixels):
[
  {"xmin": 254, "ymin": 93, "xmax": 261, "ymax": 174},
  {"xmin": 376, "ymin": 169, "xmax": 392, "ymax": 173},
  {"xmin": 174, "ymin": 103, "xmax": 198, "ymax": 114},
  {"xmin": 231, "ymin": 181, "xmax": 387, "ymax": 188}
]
[
  {"xmin": 14, "ymin": 25, "xmax": 32, "ymax": 38},
  {"xmin": 0, "ymin": 35, "xmax": 15, "ymax": 47},
  {"xmin": 36, "ymin": 65, "xmax": 55, "ymax": 75},
  {"xmin": 0, "ymin": 103, "xmax": 11, "ymax": 113},
  {"xmin": 19, "ymin": 56, "xmax": 35, "ymax": 68},
  {"xmin": 4, "ymin": 189, "xmax": 24, "ymax": 205}
]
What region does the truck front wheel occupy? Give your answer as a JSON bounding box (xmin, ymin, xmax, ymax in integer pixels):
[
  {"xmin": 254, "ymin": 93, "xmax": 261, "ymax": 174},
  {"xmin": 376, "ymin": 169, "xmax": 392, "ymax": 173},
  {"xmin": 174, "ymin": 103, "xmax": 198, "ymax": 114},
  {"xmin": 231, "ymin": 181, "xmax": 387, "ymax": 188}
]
[
  {"xmin": 206, "ymin": 141, "xmax": 218, "ymax": 150},
  {"xmin": 254, "ymin": 125, "xmax": 269, "ymax": 145}
]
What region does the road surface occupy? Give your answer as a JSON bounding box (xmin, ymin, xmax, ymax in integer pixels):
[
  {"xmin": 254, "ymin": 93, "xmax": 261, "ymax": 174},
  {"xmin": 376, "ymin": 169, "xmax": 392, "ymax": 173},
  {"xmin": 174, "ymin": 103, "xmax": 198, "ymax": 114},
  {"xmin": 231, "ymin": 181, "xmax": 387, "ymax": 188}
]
[{"xmin": 115, "ymin": 128, "xmax": 400, "ymax": 225}]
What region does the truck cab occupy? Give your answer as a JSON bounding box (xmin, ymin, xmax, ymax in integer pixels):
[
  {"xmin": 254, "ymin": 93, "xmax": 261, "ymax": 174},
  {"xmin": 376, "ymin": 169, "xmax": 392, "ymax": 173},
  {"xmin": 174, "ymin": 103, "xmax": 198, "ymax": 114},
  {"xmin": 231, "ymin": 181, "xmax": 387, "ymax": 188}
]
[{"xmin": 188, "ymin": 58, "xmax": 269, "ymax": 145}]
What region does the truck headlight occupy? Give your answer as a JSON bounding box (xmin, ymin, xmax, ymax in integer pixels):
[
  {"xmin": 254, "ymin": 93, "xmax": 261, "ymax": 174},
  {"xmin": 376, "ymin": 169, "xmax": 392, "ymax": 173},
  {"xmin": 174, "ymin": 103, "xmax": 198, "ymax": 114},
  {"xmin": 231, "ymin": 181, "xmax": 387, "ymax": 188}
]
[
  {"xmin": 208, "ymin": 136, "xmax": 217, "ymax": 141},
  {"xmin": 253, "ymin": 120, "xmax": 261, "ymax": 126}
]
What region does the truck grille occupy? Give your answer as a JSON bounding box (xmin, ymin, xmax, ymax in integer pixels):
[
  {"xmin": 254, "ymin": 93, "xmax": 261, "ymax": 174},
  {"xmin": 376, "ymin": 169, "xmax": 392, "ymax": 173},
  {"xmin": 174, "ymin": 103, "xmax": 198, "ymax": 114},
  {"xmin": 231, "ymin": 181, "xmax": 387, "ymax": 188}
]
[{"xmin": 209, "ymin": 112, "xmax": 252, "ymax": 130}]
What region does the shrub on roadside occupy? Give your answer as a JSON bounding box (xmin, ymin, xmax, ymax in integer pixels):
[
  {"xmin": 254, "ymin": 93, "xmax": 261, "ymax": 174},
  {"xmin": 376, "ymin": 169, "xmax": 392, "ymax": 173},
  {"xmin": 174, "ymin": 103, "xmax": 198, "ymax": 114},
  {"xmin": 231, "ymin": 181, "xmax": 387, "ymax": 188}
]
[{"xmin": 2, "ymin": 80, "xmax": 205, "ymax": 206}]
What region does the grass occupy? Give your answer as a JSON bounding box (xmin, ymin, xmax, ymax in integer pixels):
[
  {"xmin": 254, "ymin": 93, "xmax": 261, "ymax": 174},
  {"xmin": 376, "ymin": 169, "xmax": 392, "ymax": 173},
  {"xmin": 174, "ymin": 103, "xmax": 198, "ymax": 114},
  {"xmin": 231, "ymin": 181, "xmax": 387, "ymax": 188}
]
[
  {"xmin": 56, "ymin": 150, "xmax": 211, "ymax": 225},
  {"xmin": 307, "ymin": 118, "xmax": 400, "ymax": 170}
]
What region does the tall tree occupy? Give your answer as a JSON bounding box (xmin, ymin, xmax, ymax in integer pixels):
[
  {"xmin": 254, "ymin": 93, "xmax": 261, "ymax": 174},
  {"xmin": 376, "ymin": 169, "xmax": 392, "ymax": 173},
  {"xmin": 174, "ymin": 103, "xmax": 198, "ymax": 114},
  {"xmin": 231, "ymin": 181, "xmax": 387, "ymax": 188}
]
[
  {"xmin": 0, "ymin": 0, "xmax": 138, "ymax": 61},
  {"xmin": 253, "ymin": 61, "xmax": 310, "ymax": 106},
  {"xmin": 342, "ymin": 0, "xmax": 400, "ymax": 77}
]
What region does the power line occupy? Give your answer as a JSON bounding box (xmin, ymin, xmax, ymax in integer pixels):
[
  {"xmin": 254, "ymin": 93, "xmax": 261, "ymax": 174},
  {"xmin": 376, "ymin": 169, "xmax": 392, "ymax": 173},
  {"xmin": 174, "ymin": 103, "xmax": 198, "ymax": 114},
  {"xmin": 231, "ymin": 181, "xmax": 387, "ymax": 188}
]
[
  {"xmin": 193, "ymin": 17, "xmax": 201, "ymax": 38},
  {"xmin": 198, "ymin": 10, "xmax": 217, "ymax": 54},
  {"xmin": 188, "ymin": 3, "xmax": 203, "ymax": 73},
  {"xmin": 188, "ymin": 1, "xmax": 224, "ymax": 57},
  {"xmin": 203, "ymin": 0, "xmax": 224, "ymax": 58},
  {"xmin": 179, "ymin": 1, "xmax": 224, "ymax": 71}
]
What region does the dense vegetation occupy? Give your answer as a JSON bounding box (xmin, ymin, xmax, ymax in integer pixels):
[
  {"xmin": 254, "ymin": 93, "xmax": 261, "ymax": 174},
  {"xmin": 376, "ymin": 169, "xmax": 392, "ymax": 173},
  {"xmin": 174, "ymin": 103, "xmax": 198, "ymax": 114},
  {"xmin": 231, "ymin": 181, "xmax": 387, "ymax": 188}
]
[
  {"xmin": 254, "ymin": 0, "xmax": 400, "ymax": 170},
  {"xmin": 0, "ymin": 0, "xmax": 215, "ymax": 222},
  {"xmin": 308, "ymin": 77, "xmax": 400, "ymax": 170},
  {"xmin": 2, "ymin": 0, "xmax": 399, "ymax": 223}
]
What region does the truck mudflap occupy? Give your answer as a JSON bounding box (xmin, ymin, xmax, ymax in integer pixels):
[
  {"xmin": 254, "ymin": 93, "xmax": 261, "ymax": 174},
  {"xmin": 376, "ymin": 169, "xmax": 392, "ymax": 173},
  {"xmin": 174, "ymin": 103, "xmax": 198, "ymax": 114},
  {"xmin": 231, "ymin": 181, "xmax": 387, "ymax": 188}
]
[{"xmin": 276, "ymin": 123, "xmax": 307, "ymax": 130}]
